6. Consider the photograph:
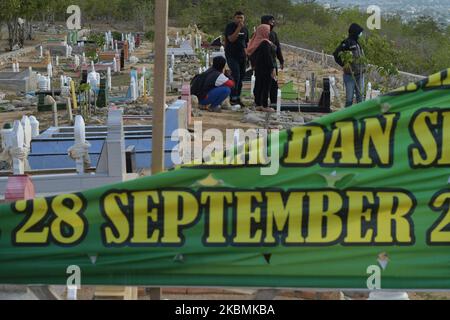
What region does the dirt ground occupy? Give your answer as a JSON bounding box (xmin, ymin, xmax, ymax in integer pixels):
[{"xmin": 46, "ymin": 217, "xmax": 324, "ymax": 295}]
[{"xmin": 6, "ymin": 286, "xmax": 448, "ymax": 300}]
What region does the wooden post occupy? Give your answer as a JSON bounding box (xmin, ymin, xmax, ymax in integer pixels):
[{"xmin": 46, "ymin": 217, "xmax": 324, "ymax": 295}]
[
  {"xmin": 70, "ymin": 80, "xmax": 78, "ymax": 111},
  {"xmin": 67, "ymin": 98, "xmax": 74, "ymax": 124},
  {"xmin": 152, "ymin": 0, "xmax": 168, "ymax": 175},
  {"xmin": 52, "ymin": 101, "xmax": 58, "ymax": 127},
  {"xmin": 148, "ymin": 0, "xmax": 168, "ymax": 300}
]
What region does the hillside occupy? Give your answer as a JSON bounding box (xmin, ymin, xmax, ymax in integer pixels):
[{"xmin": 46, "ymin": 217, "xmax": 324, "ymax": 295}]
[{"xmin": 170, "ymin": 0, "xmax": 450, "ymax": 76}]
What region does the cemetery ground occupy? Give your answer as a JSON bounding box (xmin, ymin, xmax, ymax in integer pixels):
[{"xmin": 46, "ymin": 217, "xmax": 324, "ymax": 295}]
[
  {"xmin": 0, "ymin": 24, "xmax": 344, "ymax": 153},
  {"xmin": 0, "ymin": 22, "xmax": 442, "ymax": 300},
  {"xmin": 2, "ymin": 285, "xmax": 450, "ymax": 300}
]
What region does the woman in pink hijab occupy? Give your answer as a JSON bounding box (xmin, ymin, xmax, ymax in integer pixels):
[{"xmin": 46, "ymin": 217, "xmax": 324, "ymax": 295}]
[{"xmin": 246, "ymin": 24, "xmax": 277, "ymax": 112}]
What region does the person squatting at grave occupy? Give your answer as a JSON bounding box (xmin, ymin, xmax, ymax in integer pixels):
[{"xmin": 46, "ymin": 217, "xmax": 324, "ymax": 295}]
[
  {"xmin": 333, "ymin": 23, "xmax": 367, "ymax": 108},
  {"xmin": 224, "ymin": 11, "xmax": 249, "ymax": 108},
  {"xmin": 191, "ymin": 56, "xmax": 235, "ymax": 113},
  {"xmin": 247, "ymin": 24, "xmax": 278, "ymax": 113},
  {"xmin": 261, "ymin": 15, "xmax": 285, "ymax": 109}
]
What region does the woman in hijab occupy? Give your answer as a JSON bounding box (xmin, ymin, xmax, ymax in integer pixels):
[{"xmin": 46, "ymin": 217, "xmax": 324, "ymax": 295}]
[{"xmin": 246, "ymin": 24, "xmax": 277, "ymax": 112}]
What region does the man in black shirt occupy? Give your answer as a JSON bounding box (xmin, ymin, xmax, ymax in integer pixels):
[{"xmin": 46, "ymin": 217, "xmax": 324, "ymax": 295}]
[
  {"xmin": 261, "ymin": 15, "xmax": 285, "ymax": 108},
  {"xmin": 224, "ymin": 11, "xmax": 249, "ymax": 107}
]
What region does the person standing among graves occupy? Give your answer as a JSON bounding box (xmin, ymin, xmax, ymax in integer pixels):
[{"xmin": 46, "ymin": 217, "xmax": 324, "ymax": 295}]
[
  {"xmin": 246, "ymin": 24, "xmax": 277, "ymax": 112},
  {"xmin": 333, "ymin": 23, "xmax": 366, "ymax": 107},
  {"xmin": 191, "ymin": 56, "xmax": 235, "ymax": 113},
  {"xmin": 261, "ymin": 15, "xmax": 285, "ymax": 109},
  {"xmin": 224, "ymin": 11, "xmax": 249, "ymax": 107}
]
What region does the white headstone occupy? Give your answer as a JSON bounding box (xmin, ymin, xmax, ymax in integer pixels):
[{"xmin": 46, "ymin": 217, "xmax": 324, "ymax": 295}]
[
  {"xmin": 74, "ymin": 55, "xmax": 80, "ymax": 69},
  {"xmin": 21, "ymin": 116, "xmax": 31, "ymax": 150},
  {"xmin": 368, "ymin": 292, "xmax": 409, "ymax": 300},
  {"xmin": 277, "ymin": 89, "xmax": 282, "ymax": 115},
  {"xmin": 305, "ymin": 80, "xmax": 311, "ymax": 100},
  {"xmin": 169, "ymin": 67, "xmax": 174, "ymax": 85},
  {"xmin": 29, "ymin": 116, "xmax": 40, "ymax": 138},
  {"xmin": 330, "ymin": 76, "xmax": 336, "ymax": 101},
  {"xmin": 11, "ymin": 120, "xmax": 25, "ymax": 175},
  {"xmin": 113, "ymin": 57, "xmax": 118, "ymax": 72},
  {"xmin": 73, "ymin": 115, "xmax": 87, "ymax": 174},
  {"xmin": 47, "ymin": 63, "xmax": 53, "ymax": 78},
  {"xmin": 87, "ymin": 62, "xmax": 100, "ymax": 89},
  {"xmin": 251, "ymin": 73, "xmax": 256, "ymax": 98},
  {"xmin": 67, "ymin": 287, "xmax": 78, "ymax": 300},
  {"xmin": 330, "ymin": 77, "xmax": 339, "ymax": 97},
  {"xmin": 38, "ymin": 75, "xmax": 48, "ymax": 91},
  {"xmin": 130, "ymin": 77, "xmax": 137, "ymax": 101},
  {"xmin": 1, "ymin": 126, "xmax": 13, "ymax": 151},
  {"xmin": 366, "ymin": 82, "xmax": 372, "ymax": 100}
]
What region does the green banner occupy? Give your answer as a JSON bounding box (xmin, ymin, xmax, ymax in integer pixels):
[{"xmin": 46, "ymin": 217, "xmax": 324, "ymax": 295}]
[{"xmin": 1, "ymin": 69, "xmax": 450, "ymax": 290}]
